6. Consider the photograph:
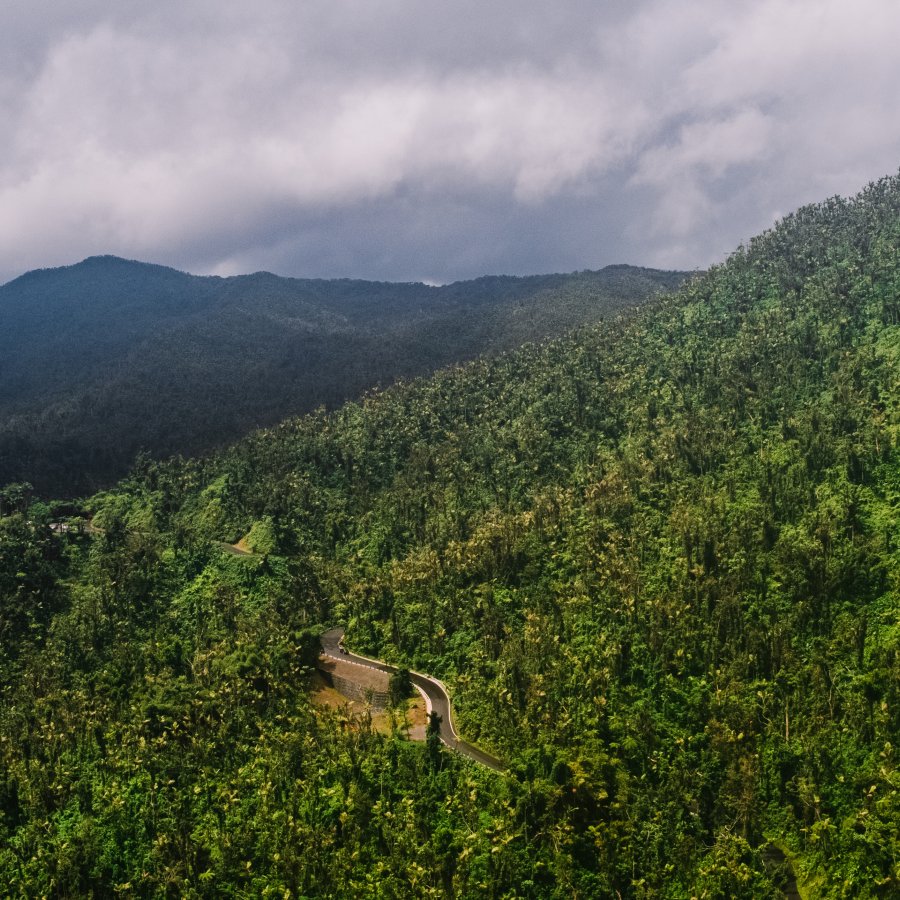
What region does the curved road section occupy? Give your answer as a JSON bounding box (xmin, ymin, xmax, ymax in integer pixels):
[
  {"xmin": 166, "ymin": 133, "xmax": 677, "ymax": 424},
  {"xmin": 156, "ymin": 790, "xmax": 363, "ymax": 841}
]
[{"xmin": 320, "ymin": 628, "xmax": 505, "ymax": 773}]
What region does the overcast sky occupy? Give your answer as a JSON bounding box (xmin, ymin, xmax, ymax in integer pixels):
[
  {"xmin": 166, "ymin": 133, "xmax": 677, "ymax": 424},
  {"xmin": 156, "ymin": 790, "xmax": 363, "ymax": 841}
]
[{"xmin": 1, "ymin": 0, "xmax": 898, "ymax": 285}]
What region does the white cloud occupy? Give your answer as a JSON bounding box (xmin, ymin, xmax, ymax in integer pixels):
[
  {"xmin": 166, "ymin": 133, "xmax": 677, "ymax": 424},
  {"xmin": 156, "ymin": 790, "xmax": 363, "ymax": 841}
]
[{"xmin": 0, "ymin": 1, "xmax": 898, "ymax": 282}]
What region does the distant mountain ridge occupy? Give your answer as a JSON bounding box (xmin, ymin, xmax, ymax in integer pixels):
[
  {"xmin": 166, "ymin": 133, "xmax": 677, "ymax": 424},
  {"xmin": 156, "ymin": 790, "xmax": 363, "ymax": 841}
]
[{"xmin": 0, "ymin": 256, "xmax": 688, "ymax": 495}]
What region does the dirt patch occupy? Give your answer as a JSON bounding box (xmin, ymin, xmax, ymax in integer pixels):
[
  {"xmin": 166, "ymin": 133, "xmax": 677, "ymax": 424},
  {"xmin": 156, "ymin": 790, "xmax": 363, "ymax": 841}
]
[
  {"xmin": 309, "ymin": 671, "xmax": 426, "ymax": 741},
  {"xmin": 214, "ymin": 539, "xmax": 253, "ymax": 557},
  {"xmin": 405, "ymin": 693, "xmax": 428, "ymax": 742},
  {"xmin": 310, "ymin": 674, "xmax": 357, "ymax": 710}
]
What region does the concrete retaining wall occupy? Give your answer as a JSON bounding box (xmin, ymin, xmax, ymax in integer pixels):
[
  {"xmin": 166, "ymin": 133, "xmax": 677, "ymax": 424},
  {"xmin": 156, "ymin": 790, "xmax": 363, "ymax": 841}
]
[{"xmin": 319, "ymin": 668, "xmax": 391, "ymax": 711}]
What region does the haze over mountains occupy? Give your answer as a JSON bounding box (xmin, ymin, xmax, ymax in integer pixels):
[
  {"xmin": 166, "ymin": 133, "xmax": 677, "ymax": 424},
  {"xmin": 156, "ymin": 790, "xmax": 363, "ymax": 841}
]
[{"xmin": 0, "ymin": 257, "xmax": 686, "ymax": 496}]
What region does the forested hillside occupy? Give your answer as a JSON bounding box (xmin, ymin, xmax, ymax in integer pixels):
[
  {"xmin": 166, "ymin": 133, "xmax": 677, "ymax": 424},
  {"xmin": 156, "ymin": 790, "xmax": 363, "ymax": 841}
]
[
  {"xmin": 0, "ymin": 258, "xmax": 683, "ymax": 496},
  {"xmin": 2, "ymin": 174, "xmax": 900, "ymax": 896}
]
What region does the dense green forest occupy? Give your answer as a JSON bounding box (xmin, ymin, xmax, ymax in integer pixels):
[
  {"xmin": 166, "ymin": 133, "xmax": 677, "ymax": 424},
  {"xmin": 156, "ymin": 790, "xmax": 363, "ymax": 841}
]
[
  {"xmin": 0, "ymin": 258, "xmax": 683, "ymax": 496},
  {"xmin": 2, "ymin": 172, "xmax": 900, "ymax": 897}
]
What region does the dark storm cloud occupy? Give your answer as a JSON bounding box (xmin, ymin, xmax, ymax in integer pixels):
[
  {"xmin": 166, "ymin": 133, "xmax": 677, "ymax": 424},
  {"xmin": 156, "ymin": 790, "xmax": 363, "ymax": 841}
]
[{"xmin": 1, "ymin": 0, "xmax": 898, "ymax": 283}]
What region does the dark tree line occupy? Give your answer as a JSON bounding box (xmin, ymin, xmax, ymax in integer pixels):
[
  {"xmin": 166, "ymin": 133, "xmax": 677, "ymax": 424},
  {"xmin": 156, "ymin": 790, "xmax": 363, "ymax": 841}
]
[{"xmin": 0, "ymin": 259, "xmax": 684, "ymax": 496}]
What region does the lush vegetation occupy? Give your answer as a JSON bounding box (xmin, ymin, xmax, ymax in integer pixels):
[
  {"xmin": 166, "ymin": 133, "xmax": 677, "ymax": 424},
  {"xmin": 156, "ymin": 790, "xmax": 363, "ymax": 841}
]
[
  {"xmin": 2, "ymin": 172, "xmax": 900, "ymax": 896},
  {"xmin": 0, "ymin": 258, "xmax": 683, "ymax": 496}
]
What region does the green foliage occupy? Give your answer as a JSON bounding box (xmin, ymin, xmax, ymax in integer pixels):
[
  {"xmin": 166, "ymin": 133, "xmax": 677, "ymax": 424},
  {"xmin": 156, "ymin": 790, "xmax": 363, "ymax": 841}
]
[
  {"xmin": 0, "ymin": 481, "xmax": 33, "ymax": 516},
  {"xmin": 3, "ymin": 173, "xmax": 900, "ymax": 893},
  {"xmin": 245, "ymin": 516, "xmax": 277, "ymax": 556},
  {"xmin": 390, "ymin": 667, "xmax": 414, "ymax": 706},
  {"xmin": 0, "ymin": 499, "xmax": 67, "ymax": 674}
]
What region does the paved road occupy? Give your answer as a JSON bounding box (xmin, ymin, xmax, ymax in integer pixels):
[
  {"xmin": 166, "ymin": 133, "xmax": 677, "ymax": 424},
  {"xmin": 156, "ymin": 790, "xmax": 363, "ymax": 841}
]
[{"xmin": 320, "ymin": 627, "xmax": 505, "ymax": 772}]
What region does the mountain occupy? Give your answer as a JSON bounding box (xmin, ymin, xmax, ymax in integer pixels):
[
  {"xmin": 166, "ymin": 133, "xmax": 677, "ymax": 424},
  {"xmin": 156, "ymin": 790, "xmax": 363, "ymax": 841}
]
[
  {"xmin": 2, "ymin": 172, "xmax": 899, "ymax": 895},
  {"xmin": 0, "ymin": 257, "xmax": 686, "ymax": 496}
]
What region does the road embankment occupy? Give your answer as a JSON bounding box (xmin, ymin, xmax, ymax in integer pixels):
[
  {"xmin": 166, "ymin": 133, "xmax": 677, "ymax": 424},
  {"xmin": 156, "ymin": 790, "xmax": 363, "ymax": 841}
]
[{"xmin": 320, "ymin": 627, "xmax": 505, "ymax": 772}]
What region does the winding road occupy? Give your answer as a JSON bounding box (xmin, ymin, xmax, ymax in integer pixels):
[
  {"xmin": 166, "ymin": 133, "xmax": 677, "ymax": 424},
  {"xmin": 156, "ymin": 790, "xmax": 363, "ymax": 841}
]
[{"xmin": 320, "ymin": 628, "xmax": 505, "ymax": 772}]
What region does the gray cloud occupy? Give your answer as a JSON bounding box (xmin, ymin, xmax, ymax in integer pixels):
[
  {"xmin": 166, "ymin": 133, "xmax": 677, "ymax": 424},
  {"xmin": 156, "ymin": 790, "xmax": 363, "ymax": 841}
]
[{"xmin": 1, "ymin": 0, "xmax": 898, "ymax": 283}]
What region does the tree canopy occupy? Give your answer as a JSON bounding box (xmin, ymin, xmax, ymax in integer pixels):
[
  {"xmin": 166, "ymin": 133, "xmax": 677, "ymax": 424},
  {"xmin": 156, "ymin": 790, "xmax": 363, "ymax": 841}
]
[{"xmin": 2, "ymin": 173, "xmax": 900, "ymax": 895}]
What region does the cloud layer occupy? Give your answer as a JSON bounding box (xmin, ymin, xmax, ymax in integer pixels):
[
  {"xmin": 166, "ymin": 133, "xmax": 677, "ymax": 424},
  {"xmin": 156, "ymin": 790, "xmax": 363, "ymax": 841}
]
[{"xmin": 2, "ymin": 0, "xmax": 898, "ymax": 283}]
